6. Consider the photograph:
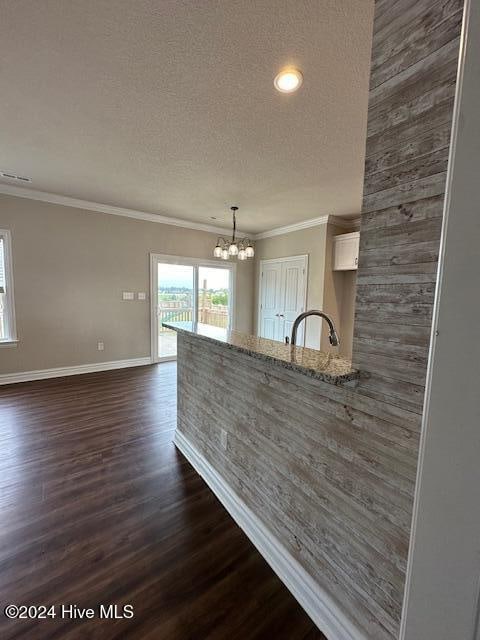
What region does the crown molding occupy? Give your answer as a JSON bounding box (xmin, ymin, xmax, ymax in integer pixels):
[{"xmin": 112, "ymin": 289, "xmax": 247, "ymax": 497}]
[
  {"xmin": 254, "ymin": 215, "xmax": 330, "ymax": 239},
  {"xmin": 0, "ymin": 184, "xmax": 233, "ymax": 236},
  {"xmin": 253, "ymin": 214, "xmax": 359, "ymax": 240},
  {"xmin": 0, "ymin": 183, "xmax": 361, "ymax": 239}
]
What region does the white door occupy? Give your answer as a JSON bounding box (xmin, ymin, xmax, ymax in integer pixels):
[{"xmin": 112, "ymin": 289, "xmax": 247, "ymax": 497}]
[
  {"xmin": 259, "ymin": 255, "xmax": 307, "ymax": 344},
  {"xmin": 259, "ymin": 261, "xmax": 283, "ymax": 340},
  {"xmin": 282, "ymin": 258, "xmax": 307, "ymax": 344}
]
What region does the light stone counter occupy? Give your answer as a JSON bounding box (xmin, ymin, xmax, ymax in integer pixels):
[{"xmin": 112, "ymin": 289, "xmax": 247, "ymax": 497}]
[{"xmin": 162, "ymin": 321, "xmax": 359, "ymax": 385}]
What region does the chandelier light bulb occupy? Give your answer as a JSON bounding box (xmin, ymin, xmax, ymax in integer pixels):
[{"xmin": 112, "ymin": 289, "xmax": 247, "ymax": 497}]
[{"xmin": 212, "ymin": 206, "xmax": 254, "ymax": 262}]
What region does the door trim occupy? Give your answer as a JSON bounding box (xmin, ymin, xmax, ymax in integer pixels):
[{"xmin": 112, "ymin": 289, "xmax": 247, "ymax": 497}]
[
  {"xmin": 150, "ymin": 253, "xmax": 236, "ymax": 363},
  {"xmin": 257, "ymin": 254, "xmax": 308, "ymax": 343}
]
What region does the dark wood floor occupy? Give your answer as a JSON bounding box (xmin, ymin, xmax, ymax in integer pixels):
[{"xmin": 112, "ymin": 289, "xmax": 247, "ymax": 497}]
[{"xmin": 0, "ymin": 363, "xmax": 325, "ymax": 640}]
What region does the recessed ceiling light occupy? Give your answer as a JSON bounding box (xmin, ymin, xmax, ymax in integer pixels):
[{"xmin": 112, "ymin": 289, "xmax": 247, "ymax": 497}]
[{"xmin": 274, "ymin": 67, "xmax": 303, "ymax": 94}]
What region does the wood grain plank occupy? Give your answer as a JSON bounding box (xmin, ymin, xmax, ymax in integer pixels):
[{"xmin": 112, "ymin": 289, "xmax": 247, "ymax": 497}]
[
  {"xmin": 362, "ymin": 172, "xmax": 448, "ymax": 213},
  {"xmin": 354, "ymin": 320, "xmax": 432, "ymax": 349},
  {"xmin": 373, "ymin": 0, "xmax": 443, "ymax": 46},
  {"xmin": 360, "ymin": 217, "xmax": 443, "ymax": 251},
  {"xmin": 366, "ymin": 120, "xmax": 452, "ymax": 176},
  {"xmin": 356, "ymin": 282, "xmax": 436, "ymax": 305},
  {"xmin": 355, "ymin": 301, "xmax": 433, "ymax": 326},
  {"xmin": 354, "ymin": 374, "xmax": 426, "ymax": 415},
  {"xmin": 360, "ymin": 194, "xmax": 445, "ymax": 231},
  {"xmin": 356, "ymin": 262, "xmax": 438, "ymax": 285},
  {"xmin": 358, "ymin": 239, "xmax": 441, "ymax": 268},
  {"xmin": 365, "ymin": 145, "xmax": 449, "ymax": 196},
  {"xmin": 371, "ymin": 0, "xmax": 463, "ymax": 89},
  {"xmin": 367, "ymin": 75, "xmax": 456, "ymax": 142},
  {"xmin": 369, "ymin": 37, "xmax": 460, "ymax": 109}
]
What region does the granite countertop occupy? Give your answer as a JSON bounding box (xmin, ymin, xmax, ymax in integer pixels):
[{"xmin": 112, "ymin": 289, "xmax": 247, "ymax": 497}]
[{"xmin": 162, "ymin": 321, "xmax": 359, "ymax": 385}]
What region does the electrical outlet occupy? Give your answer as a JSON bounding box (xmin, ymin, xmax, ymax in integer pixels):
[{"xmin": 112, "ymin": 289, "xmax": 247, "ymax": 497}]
[
  {"xmin": 220, "ymin": 429, "xmax": 228, "ymax": 450},
  {"xmin": 97, "ymin": 341, "xmax": 105, "ymax": 351},
  {"xmin": 137, "ymin": 292, "xmax": 146, "ymax": 301},
  {"xmin": 122, "ymin": 292, "xmax": 134, "ymax": 300}
]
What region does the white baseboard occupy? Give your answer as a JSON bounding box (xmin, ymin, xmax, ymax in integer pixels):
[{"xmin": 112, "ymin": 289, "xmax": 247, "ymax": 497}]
[
  {"xmin": 0, "ymin": 357, "xmax": 152, "ymax": 385},
  {"xmin": 174, "ymin": 430, "xmax": 366, "ymax": 640}
]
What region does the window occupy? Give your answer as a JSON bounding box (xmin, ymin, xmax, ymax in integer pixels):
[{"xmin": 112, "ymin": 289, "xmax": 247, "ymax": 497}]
[{"xmin": 0, "ymin": 230, "xmax": 17, "ymax": 343}]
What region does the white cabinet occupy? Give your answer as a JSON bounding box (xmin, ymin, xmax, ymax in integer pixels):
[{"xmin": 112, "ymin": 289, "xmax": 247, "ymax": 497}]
[{"xmin": 333, "ymin": 232, "xmax": 360, "ymax": 271}]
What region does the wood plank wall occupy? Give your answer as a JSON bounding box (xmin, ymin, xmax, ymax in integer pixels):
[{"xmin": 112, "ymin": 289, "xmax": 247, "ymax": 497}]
[
  {"xmin": 177, "ymin": 334, "xmax": 414, "ymax": 638},
  {"xmin": 177, "ymin": 2, "xmax": 465, "ymax": 639},
  {"xmin": 353, "ymin": 0, "xmax": 464, "ymax": 414}
]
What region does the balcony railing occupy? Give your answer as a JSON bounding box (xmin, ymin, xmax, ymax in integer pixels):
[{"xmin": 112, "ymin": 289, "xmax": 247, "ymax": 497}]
[{"xmin": 158, "ymin": 305, "xmax": 229, "ymax": 331}]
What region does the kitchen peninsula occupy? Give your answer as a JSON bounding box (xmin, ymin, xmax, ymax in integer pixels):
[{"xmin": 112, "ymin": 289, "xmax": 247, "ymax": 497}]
[
  {"xmin": 163, "ymin": 320, "xmax": 409, "ymax": 639},
  {"xmin": 163, "ymin": 321, "xmax": 359, "ymax": 385}
]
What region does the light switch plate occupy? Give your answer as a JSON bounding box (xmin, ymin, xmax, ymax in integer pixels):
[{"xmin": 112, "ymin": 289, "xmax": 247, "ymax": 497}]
[
  {"xmin": 122, "ymin": 292, "xmax": 134, "ymax": 300},
  {"xmin": 137, "ymin": 292, "xmax": 146, "ymax": 301}
]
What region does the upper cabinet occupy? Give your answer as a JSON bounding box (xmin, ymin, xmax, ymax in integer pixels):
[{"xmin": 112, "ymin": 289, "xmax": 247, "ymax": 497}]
[{"xmin": 333, "ymin": 232, "xmax": 360, "ymax": 271}]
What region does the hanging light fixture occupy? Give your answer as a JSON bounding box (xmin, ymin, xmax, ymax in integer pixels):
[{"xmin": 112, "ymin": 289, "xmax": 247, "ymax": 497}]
[{"xmin": 213, "ymin": 206, "xmax": 254, "ymax": 261}]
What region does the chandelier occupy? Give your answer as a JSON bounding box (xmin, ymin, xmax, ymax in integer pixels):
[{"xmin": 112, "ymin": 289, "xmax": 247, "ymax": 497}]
[{"xmin": 213, "ymin": 206, "xmax": 254, "ymax": 261}]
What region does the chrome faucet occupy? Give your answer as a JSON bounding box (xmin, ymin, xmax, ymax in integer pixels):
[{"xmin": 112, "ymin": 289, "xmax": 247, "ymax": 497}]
[{"xmin": 286, "ymin": 310, "xmax": 340, "ymax": 347}]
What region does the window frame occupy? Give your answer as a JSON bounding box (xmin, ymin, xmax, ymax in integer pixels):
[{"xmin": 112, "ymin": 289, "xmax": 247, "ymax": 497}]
[{"xmin": 0, "ymin": 229, "xmax": 17, "ymax": 345}]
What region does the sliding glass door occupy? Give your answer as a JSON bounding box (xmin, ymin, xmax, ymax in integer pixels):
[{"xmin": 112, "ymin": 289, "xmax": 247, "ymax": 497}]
[
  {"xmin": 198, "ymin": 266, "xmax": 231, "ymax": 331},
  {"xmin": 157, "ymin": 263, "xmax": 195, "ymax": 360},
  {"xmin": 151, "ymin": 255, "xmax": 234, "ymax": 362}
]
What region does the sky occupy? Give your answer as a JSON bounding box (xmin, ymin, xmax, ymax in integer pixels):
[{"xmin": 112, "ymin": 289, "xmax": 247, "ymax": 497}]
[{"xmin": 158, "ymin": 264, "xmax": 230, "ymax": 290}]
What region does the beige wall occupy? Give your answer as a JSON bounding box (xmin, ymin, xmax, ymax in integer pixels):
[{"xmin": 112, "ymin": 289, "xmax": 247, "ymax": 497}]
[
  {"xmin": 338, "ymin": 270, "xmax": 357, "ymax": 359},
  {"xmin": 321, "ymin": 224, "xmax": 357, "ymax": 359},
  {"xmin": 254, "ymin": 222, "xmax": 357, "ymax": 357},
  {"xmin": 0, "ymin": 194, "xmax": 254, "ymax": 374},
  {"xmin": 254, "ymin": 225, "xmax": 328, "ymax": 349}
]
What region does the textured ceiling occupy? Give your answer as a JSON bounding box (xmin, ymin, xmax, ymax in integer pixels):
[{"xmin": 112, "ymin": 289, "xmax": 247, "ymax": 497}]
[{"xmin": 0, "ymin": 0, "xmax": 374, "ymax": 233}]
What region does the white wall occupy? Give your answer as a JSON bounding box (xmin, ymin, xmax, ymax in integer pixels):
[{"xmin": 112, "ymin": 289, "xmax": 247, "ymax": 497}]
[{"xmin": 400, "ymin": 1, "xmax": 480, "ymax": 637}]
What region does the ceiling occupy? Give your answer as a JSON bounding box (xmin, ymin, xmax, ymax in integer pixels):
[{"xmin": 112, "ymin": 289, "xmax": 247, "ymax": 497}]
[{"xmin": 0, "ymin": 0, "xmax": 374, "ymax": 234}]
